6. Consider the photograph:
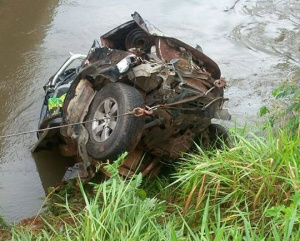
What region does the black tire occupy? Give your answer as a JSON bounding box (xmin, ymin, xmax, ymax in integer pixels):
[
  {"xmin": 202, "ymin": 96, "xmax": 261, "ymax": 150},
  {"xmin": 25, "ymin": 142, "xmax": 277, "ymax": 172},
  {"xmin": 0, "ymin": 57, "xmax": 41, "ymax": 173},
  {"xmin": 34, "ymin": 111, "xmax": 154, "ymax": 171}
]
[
  {"xmin": 208, "ymin": 124, "xmax": 233, "ymax": 149},
  {"xmin": 85, "ymin": 83, "xmax": 145, "ymax": 161}
]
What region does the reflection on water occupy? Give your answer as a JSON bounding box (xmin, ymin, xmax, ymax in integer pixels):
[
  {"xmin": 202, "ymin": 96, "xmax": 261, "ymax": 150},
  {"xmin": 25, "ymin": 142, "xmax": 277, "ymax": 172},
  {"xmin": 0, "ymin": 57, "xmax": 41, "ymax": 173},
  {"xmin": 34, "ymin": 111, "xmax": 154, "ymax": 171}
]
[
  {"xmin": 0, "ymin": 0, "xmax": 299, "ymax": 222},
  {"xmin": 0, "ymin": 0, "xmax": 65, "ymax": 222}
]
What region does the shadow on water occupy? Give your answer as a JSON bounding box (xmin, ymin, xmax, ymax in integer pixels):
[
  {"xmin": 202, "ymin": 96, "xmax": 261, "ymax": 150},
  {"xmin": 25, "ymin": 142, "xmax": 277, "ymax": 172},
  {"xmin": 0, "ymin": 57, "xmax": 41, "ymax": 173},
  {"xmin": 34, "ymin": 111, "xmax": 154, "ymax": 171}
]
[{"xmin": 32, "ymin": 149, "xmax": 75, "ymax": 192}]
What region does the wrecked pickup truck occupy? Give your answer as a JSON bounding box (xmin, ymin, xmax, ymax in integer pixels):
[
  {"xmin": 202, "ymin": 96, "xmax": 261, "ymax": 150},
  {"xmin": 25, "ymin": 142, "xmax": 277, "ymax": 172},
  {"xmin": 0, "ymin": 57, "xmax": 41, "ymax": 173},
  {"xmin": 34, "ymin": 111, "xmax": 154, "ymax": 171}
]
[{"xmin": 32, "ymin": 12, "xmax": 230, "ymax": 179}]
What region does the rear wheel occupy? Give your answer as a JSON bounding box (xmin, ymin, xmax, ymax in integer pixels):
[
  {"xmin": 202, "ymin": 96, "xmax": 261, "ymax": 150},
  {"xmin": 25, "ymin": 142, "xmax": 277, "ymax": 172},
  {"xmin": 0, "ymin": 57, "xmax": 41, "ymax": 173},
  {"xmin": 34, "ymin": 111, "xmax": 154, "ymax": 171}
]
[
  {"xmin": 208, "ymin": 124, "xmax": 233, "ymax": 149},
  {"xmin": 85, "ymin": 83, "xmax": 145, "ymax": 162}
]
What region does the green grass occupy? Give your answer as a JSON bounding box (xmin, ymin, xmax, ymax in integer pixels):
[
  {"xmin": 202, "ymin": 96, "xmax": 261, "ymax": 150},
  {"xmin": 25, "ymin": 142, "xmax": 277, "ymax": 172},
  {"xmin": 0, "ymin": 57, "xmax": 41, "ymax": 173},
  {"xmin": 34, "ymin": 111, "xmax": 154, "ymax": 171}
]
[
  {"xmin": 3, "ymin": 78, "xmax": 300, "ymax": 240},
  {"xmin": 173, "ymin": 125, "xmax": 300, "ymax": 217},
  {"xmin": 6, "ymin": 122, "xmax": 300, "ymax": 240}
]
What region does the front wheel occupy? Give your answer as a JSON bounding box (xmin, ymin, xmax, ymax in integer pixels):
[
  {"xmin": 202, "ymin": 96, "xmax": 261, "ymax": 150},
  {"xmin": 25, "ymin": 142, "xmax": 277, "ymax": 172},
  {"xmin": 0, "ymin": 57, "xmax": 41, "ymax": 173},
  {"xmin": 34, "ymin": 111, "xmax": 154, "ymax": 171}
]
[{"xmin": 85, "ymin": 83, "xmax": 145, "ymax": 162}]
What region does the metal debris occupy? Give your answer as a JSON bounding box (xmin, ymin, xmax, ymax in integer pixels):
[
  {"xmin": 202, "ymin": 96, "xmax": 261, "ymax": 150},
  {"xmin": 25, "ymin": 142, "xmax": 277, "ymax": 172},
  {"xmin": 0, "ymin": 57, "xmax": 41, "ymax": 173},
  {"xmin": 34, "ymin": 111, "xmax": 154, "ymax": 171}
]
[{"xmin": 34, "ymin": 12, "xmax": 231, "ymax": 180}]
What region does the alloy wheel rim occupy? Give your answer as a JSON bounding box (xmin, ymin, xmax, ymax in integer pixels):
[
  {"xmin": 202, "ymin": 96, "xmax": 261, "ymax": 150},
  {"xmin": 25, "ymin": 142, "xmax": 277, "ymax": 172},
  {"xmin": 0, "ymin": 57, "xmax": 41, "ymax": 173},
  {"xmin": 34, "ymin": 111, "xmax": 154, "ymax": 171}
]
[{"xmin": 92, "ymin": 97, "xmax": 118, "ymax": 142}]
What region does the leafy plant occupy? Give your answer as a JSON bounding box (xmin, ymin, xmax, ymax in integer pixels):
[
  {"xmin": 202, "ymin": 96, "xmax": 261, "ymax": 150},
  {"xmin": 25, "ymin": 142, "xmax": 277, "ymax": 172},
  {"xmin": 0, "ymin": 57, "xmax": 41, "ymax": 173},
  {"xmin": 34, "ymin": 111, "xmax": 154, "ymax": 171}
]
[{"xmin": 260, "ymin": 78, "xmax": 300, "ymax": 133}]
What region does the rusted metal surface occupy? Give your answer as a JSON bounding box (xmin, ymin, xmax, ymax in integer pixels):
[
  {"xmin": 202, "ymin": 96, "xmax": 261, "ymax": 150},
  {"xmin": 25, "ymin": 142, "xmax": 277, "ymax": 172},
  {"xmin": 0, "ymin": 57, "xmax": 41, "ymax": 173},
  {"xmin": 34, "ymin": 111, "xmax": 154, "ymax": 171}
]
[
  {"xmin": 90, "ymin": 150, "xmax": 161, "ymax": 178},
  {"xmin": 61, "ymin": 79, "xmax": 95, "ymax": 167},
  {"xmin": 141, "ymin": 159, "xmax": 159, "ymax": 176},
  {"xmin": 62, "ymin": 79, "xmax": 95, "ymax": 138},
  {"xmin": 122, "ymin": 148, "xmax": 144, "ymax": 171},
  {"xmin": 214, "ymin": 77, "xmax": 226, "ymax": 88},
  {"xmin": 133, "ymin": 107, "xmax": 153, "ymax": 117},
  {"xmin": 156, "ymin": 38, "xmax": 192, "ymax": 71},
  {"xmin": 142, "ymin": 108, "xmax": 211, "ymax": 159},
  {"xmin": 147, "ymin": 164, "xmax": 162, "ymax": 178}
]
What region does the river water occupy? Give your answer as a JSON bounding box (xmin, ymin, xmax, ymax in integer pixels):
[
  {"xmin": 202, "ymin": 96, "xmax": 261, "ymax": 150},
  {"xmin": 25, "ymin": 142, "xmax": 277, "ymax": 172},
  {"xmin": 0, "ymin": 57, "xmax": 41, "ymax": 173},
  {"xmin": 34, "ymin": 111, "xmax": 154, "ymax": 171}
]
[{"xmin": 0, "ymin": 0, "xmax": 299, "ymax": 222}]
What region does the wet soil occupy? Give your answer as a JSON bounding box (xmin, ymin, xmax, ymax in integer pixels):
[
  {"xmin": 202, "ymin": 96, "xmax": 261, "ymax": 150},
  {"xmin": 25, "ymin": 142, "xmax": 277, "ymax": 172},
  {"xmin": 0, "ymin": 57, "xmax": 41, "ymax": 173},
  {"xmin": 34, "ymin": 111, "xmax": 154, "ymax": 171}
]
[{"xmin": 0, "ymin": 0, "xmax": 299, "ymax": 222}]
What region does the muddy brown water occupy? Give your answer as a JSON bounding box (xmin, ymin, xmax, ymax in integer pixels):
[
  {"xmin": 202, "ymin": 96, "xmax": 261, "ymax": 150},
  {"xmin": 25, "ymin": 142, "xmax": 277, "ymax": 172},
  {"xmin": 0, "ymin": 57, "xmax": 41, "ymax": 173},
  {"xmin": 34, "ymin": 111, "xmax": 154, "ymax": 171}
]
[{"xmin": 0, "ymin": 0, "xmax": 299, "ymax": 222}]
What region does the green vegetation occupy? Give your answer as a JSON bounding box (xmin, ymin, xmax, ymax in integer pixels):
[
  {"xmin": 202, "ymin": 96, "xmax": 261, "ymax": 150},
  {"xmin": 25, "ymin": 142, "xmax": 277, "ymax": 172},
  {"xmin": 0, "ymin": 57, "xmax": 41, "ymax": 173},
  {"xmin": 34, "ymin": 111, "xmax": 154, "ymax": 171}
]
[
  {"xmin": 1, "ymin": 79, "xmax": 299, "ymax": 240},
  {"xmin": 260, "ymin": 77, "xmax": 300, "ymax": 133}
]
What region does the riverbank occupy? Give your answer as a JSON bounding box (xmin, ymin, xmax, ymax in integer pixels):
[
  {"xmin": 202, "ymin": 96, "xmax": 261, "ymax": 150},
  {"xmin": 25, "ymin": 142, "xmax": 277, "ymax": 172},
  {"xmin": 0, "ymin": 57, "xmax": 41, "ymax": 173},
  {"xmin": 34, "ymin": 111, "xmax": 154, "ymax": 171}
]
[
  {"xmin": 1, "ymin": 0, "xmax": 299, "ymax": 222},
  {"xmin": 1, "ymin": 80, "xmax": 299, "ymax": 240}
]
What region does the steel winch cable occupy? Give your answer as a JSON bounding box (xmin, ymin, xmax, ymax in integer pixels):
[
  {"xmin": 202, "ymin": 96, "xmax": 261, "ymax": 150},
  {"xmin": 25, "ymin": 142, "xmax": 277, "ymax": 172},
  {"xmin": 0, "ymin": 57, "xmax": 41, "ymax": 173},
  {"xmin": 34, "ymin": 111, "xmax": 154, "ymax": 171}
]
[
  {"xmin": 0, "ymin": 94, "xmax": 221, "ymax": 139},
  {"xmin": 0, "ymin": 108, "xmax": 146, "ymax": 139}
]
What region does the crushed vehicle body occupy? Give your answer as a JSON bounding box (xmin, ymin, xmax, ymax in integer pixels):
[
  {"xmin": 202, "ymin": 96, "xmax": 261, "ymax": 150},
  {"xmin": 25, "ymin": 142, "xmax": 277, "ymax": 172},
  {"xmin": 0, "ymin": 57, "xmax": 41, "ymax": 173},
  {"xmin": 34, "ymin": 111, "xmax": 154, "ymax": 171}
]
[{"xmin": 33, "ymin": 12, "xmax": 230, "ymax": 179}]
